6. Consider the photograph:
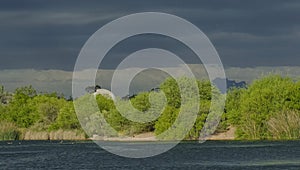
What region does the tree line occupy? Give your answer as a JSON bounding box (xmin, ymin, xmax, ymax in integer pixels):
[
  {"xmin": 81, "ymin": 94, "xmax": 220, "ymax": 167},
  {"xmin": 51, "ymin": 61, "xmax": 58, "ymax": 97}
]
[{"xmin": 0, "ymin": 74, "xmax": 300, "ymax": 140}]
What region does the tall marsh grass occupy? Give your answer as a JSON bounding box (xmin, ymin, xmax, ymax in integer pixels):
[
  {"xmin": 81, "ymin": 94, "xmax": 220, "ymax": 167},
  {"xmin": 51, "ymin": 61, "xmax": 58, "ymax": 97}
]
[
  {"xmin": 268, "ymin": 110, "xmax": 300, "ymax": 140},
  {"xmin": 0, "ymin": 121, "xmax": 20, "ymax": 140}
]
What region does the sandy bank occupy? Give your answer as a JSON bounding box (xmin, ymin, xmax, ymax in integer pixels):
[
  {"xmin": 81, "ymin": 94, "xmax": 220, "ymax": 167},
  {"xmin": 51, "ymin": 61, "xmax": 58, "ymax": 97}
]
[
  {"xmin": 91, "ymin": 132, "xmax": 157, "ymax": 142},
  {"xmin": 90, "ymin": 128, "xmax": 236, "ymax": 142},
  {"xmin": 205, "ymin": 126, "xmax": 236, "ymax": 140}
]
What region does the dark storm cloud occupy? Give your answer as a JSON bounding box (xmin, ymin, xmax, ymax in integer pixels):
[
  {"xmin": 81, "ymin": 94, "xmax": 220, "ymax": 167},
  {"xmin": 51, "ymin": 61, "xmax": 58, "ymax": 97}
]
[{"xmin": 0, "ymin": 0, "xmax": 299, "ymax": 70}]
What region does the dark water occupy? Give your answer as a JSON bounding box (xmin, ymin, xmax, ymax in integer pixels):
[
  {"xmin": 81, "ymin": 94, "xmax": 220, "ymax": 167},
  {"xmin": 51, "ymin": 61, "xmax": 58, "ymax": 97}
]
[{"xmin": 0, "ymin": 140, "xmax": 300, "ymax": 170}]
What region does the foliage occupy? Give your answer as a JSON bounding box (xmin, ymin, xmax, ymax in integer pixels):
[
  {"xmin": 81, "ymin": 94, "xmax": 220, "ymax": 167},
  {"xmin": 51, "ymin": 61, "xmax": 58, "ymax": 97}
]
[
  {"xmin": 95, "ymin": 94, "xmax": 155, "ymax": 136},
  {"xmin": 0, "ymin": 86, "xmax": 82, "ymax": 140},
  {"xmin": 154, "ymin": 106, "xmax": 179, "ymax": 136},
  {"xmin": 160, "ymin": 77, "xmax": 181, "ymax": 108},
  {"xmin": 50, "ymin": 102, "xmax": 81, "ymax": 130},
  {"xmin": 32, "ymin": 95, "xmax": 67, "ymax": 130},
  {"xmin": 130, "ymin": 92, "xmax": 151, "ymax": 112},
  {"xmin": 155, "ymin": 77, "xmax": 216, "ymax": 140},
  {"xmin": 225, "ymin": 75, "xmax": 300, "ymax": 140},
  {"xmin": 4, "ymin": 86, "xmax": 38, "ymax": 128}
]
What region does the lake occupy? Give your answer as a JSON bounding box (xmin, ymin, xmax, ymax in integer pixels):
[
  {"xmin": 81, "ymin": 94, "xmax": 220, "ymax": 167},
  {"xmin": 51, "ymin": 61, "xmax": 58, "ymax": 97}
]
[{"xmin": 0, "ymin": 140, "xmax": 300, "ymax": 169}]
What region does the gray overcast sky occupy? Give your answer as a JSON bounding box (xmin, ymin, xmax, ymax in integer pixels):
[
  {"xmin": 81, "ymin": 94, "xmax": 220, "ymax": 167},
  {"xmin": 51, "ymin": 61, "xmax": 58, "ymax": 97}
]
[{"xmin": 0, "ymin": 0, "xmax": 300, "ymax": 70}]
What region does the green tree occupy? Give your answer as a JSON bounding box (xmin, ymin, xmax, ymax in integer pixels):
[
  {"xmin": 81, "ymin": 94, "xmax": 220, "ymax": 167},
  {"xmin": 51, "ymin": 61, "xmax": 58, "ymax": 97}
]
[
  {"xmin": 160, "ymin": 77, "xmax": 181, "ymax": 108},
  {"xmin": 5, "ymin": 86, "xmax": 38, "ymax": 128},
  {"xmin": 30, "ymin": 95, "xmax": 66, "ymax": 130},
  {"xmin": 154, "ymin": 106, "xmax": 179, "ymax": 136},
  {"xmin": 155, "ymin": 77, "xmax": 216, "ymax": 140},
  {"xmin": 50, "ymin": 102, "xmax": 81, "ymax": 130},
  {"xmin": 224, "ymin": 88, "xmax": 245, "ymax": 125},
  {"xmin": 130, "ymin": 92, "xmax": 151, "ymax": 112}
]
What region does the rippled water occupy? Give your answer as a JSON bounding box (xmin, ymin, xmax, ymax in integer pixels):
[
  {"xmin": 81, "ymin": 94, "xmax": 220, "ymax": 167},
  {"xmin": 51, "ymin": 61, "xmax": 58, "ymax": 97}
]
[{"xmin": 0, "ymin": 140, "xmax": 300, "ymax": 169}]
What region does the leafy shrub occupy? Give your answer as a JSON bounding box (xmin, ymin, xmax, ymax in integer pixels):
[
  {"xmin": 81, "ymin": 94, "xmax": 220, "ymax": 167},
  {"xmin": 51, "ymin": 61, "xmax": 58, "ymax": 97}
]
[{"xmin": 226, "ymin": 75, "xmax": 300, "ymax": 140}]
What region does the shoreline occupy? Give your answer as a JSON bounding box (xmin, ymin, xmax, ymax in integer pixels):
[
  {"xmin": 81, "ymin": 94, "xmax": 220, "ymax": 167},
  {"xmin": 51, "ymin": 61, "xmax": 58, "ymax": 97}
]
[
  {"xmin": 89, "ymin": 129, "xmax": 237, "ymax": 142},
  {"xmin": 3, "ymin": 139, "xmax": 300, "ymax": 143},
  {"xmin": 1, "ymin": 128, "xmax": 238, "ymax": 142},
  {"xmin": 3, "ymin": 126, "xmax": 299, "ymax": 142},
  {"xmin": 1, "ymin": 129, "xmax": 237, "ymax": 142}
]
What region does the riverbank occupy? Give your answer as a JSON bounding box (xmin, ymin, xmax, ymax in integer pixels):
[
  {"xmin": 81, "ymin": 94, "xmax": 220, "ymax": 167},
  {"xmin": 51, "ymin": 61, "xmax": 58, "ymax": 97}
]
[
  {"xmin": 1, "ymin": 128, "xmax": 237, "ymax": 141},
  {"xmin": 205, "ymin": 126, "xmax": 236, "ymax": 141},
  {"xmin": 90, "ymin": 128, "xmax": 236, "ymax": 142},
  {"xmin": 91, "ymin": 132, "xmax": 157, "ymax": 141}
]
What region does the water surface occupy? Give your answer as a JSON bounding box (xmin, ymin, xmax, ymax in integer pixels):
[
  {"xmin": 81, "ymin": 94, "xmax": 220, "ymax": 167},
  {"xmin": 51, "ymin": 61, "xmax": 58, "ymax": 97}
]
[{"xmin": 0, "ymin": 140, "xmax": 299, "ymax": 169}]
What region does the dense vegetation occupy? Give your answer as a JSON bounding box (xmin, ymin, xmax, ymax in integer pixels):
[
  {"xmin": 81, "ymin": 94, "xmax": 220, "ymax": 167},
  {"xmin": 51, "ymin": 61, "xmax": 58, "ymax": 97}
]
[
  {"xmin": 1, "ymin": 75, "xmax": 300, "ymax": 141},
  {"xmin": 0, "ymin": 86, "xmax": 82, "ymax": 140},
  {"xmin": 224, "ymin": 75, "xmax": 300, "ymax": 140},
  {"xmin": 72, "ymin": 77, "xmax": 215, "ymax": 140}
]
